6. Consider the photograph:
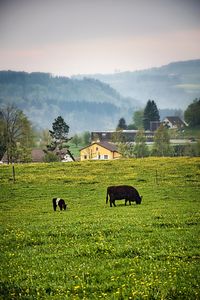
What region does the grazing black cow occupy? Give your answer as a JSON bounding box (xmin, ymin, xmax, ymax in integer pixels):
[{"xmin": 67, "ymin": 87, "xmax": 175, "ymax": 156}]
[
  {"xmin": 106, "ymin": 185, "xmax": 142, "ymax": 207},
  {"xmin": 52, "ymin": 198, "xmax": 67, "ymax": 211}
]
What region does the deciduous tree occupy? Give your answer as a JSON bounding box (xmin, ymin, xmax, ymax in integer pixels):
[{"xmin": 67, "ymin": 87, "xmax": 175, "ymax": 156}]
[
  {"xmin": 152, "ymin": 124, "xmax": 173, "ymax": 156},
  {"xmin": 184, "ymin": 98, "xmax": 200, "ymax": 127},
  {"xmin": 0, "ymin": 104, "xmax": 33, "ymax": 163},
  {"xmin": 72, "ymin": 134, "xmax": 81, "ymax": 147},
  {"xmin": 82, "ymin": 131, "xmax": 91, "ymax": 145},
  {"xmin": 117, "ymin": 142, "xmax": 134, "ymax": 158},
  {"xmin": 134, "ymin": 130, "xmax": 149, "ymax": 157},
  {"xmin": 133, "ymin": 110, "xmax": 144, "ymax": 129}
]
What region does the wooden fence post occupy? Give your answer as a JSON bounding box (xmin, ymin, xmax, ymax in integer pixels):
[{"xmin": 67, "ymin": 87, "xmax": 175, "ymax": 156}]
[
  {"xmin": 12, "ymin": 165, "xmax": 15, "ymax": 182},
  {"xmin": 155, "ymin": 169, "xmax": 158, "ymax": 185}
]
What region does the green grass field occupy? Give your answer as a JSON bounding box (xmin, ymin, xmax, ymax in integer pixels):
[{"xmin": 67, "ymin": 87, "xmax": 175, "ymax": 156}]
[{"xmin": 0, "ymin": 157, "xmax": 200, "ymax": 299}]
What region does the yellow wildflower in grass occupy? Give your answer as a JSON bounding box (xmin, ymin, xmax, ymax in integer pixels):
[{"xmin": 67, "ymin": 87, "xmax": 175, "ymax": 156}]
[{"xmin": 74, "ymin": 285, "xmax": 81, "ymax": 290}]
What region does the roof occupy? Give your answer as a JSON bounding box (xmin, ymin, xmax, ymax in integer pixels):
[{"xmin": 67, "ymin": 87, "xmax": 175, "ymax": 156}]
[
  {"xmin": 164, "ymin": 116, "xmax": 185, "ymax": 126},
  {"xmin": 97, "ymin": 141, "xmax": 119, "ymax": 152},
  {"xmin": 1, "ymin": 149, "xmax": 45, "ymax": 163},
  {"xmin": 31, "ymin": 149, "xmax": 45, "ymax": 162},
  {"xmin": 80, "ymin": 141, "xmax": 119, "ymax": 153},
  {"xmin": 1, "ymin": 148, "xmax": 75, "ymax": 163}
]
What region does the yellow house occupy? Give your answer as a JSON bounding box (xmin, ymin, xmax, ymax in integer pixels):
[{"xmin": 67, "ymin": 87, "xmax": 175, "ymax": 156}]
[{"xmin": 80, "ymin": 141, "xmax": 121, "ymax": 161}]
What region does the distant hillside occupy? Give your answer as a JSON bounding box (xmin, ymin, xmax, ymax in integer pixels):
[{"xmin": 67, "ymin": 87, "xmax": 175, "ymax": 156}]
[
  {"xmin": 75, "ymin": 59, "xmax": 200, "ymax": 109},
  {"xmin": 0, "ymin": 71, "xmax": 140, "ymax": 132},
  {"xmin": 1, "ymin": 60, "xmax": 199, "ymax": 133}
]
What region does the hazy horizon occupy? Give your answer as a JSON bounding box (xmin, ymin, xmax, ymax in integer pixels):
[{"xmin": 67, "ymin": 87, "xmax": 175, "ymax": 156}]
[{"xmin": 0, "ymin": 0, "xmax": 200, "ymax": 77}]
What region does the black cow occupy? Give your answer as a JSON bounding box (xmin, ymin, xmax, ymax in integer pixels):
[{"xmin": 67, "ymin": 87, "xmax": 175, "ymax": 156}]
[
  {"xmin": 52, "ymin": 198, "xmax": 67, "ymax": 211},
  {"xmin": 106, "ymin": 185, "xmax": 142, "ymax": 207}
]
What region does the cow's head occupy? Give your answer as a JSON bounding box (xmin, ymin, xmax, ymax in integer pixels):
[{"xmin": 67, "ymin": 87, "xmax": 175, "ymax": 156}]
[{"xmin": 136, "ymin": 195, "xmax": 142, "ymax": 204}]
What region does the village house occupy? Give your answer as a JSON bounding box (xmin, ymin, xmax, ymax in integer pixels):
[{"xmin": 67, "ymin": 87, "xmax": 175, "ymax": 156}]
[
  {"xmin": 80, "ymin": 141, "xmax": 121, "ymax": 161},
  {"xmin": 163, "ymin": 116, "xmax": 187, "ymax": 129},
  {"xmin": 55, "ymin": 148, "xmax": 75, "ymax": 162},
  {"xmin": 31, "ymin": 148, "xmax": 75, "ymax": 162}
]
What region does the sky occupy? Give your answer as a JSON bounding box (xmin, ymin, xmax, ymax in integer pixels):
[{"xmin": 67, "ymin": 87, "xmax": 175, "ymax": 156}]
[{"xmin": 0, "ymin": 0, "xmax": 200, "ymax": 76}]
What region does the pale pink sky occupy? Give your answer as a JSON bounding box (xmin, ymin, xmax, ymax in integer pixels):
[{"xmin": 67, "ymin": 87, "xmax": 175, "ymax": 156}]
[{"xmin": 0, "ymin": 0, "xmax": 200, "ymax": 76}]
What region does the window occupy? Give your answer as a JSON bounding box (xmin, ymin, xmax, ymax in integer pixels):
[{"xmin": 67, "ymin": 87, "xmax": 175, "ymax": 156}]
[
  {"xmin": 104, "ymin": 155, "xmax": 108, "ymax": 159},
  {"xmin": 96, "ymin": 147, "xmax": 98, "ymax": 151}
]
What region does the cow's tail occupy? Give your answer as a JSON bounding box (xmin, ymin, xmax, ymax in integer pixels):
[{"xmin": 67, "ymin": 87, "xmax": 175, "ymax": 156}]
[{"xmin": 106, "ymin": 189, "xmax": 109, "ymax": 204}]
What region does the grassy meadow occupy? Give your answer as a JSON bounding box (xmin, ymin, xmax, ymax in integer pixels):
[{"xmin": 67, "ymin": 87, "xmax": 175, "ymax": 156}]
[{"xmin": 0, "ymin": 157, "xmax": 200, "ymax": 299}]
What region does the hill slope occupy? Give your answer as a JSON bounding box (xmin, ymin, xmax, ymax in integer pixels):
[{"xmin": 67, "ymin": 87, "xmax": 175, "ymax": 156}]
[
  {"xmin": 1, "ymin": 158, "xmax": 200, "ymax": 299},
  {"xmin": 76, "ymin": 59, "xmax": 200, "ymax": 109},
  {"xmin": 0, "ymin": 60, "xmax": 199, "ymax": 132},
  {"xmin": 0, "ymin": 71, "xmax": 140, "ymax": 132}
]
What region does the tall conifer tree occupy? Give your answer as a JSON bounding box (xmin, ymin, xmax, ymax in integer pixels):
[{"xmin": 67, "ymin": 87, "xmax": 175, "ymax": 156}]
[
  {"xmin": 143, "ymin": 100, "xmax": 160, "ymax": 130},
  {"xmin": 116, "ymin": 118, "xmax": 128, "ymax": 130},
  {"xmin": 47, "ymin": 116, "xmax": 70, "ymax": 151}
]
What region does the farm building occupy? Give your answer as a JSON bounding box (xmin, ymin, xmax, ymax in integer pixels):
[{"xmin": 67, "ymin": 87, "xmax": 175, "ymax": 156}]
[
  {"xmin": 80, "ymin": 141, "xmax": 121, "ymax": 161},
  {"xmin": 91, "ymin": 130, "xmax": 155, "ymax": 143},
  {"xmin": 150, "ymin": 121, "xmax": 161, "ymax": 131},
  {"xmin": 163, "ymin": 116, "xmax": 187, "ymax": 129}
]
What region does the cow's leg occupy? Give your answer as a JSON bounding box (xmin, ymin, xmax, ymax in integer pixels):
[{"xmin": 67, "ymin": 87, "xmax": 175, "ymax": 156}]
[
  {"xmin": 52, "ymin": 198, "xmax": 57, "ymax": 211},
  {"xmin": 111, "ymin": 195, "xmax": 116, "ymax": 207},
  {"xmin": 110, "ymin": 194, "xmax": 114, "ymax": 207}
]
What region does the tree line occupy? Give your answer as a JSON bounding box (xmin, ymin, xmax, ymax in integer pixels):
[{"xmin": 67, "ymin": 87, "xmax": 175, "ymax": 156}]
[
  {"xmin": 116, "ymin": 98, "xmax": 200, "ymax": 130},
  {"xmin": 0, "ymin": 98, "xmax": 200, "ymax": 163},
  {"xmin": 0, "ymin": 105, "xmax": 90, "ymax": 163},
  {"xmin": 116, "ymin": 100, "xmax": 160, "ymax": 130},
  {"xmin": 115, "ymin": 98, "xmax": 200, "ymax": 157}
]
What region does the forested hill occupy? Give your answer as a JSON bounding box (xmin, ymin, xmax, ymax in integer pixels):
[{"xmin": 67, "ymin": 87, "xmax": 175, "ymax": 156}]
[
  {"xmin": 0, "ymin": 71, "xmax": 140, "ymax": 132},
  {"xmin": 75, "ymin": 59, "xmax": 200, "ymax": 109},
  {"xmin": 1, "ymin": 60, "xmax": 199, "ymax": 132}
]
